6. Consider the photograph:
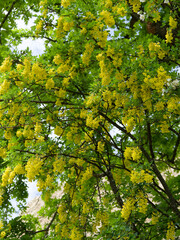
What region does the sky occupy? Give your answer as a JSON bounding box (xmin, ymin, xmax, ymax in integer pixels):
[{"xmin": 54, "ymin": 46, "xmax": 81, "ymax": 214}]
[{"xmin": 16, "ymin": 18, "xmax": 45, "ymax": 56}]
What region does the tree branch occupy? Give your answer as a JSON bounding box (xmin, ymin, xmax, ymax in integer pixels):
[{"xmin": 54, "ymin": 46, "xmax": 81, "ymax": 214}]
[
  {"xmin": 171, "ymin": 131, "xmax": 180, "ymax": 163},
  {"xmin": 0, "ymin": 0, "xmax": 19, "ymax": 29},
  {"xmin": 26, "ymin": 211, "xmax": 57, "ymax": 235}
]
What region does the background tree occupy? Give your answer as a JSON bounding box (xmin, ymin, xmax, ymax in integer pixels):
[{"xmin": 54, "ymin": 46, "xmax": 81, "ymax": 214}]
[{"xmin": 0, "ymin": 0, "xmax": 179, "ymax": 239}]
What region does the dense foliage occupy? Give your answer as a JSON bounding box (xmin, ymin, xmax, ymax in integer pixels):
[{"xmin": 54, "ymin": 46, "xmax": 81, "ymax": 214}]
[{"xmin": 0, "ymin": 0, "xmax": 179, "ymax": 239}]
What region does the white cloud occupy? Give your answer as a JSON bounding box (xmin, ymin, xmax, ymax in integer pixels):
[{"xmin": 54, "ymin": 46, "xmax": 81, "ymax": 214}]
[{"xmin": 17, "ymin": 38, "xmax": 45, "ymax": 56}]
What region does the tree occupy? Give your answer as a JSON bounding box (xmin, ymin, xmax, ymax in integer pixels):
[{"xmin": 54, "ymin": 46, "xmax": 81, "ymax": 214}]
[{"xmin": 0, "ymin": 0, "xmax": 179, "ymax": 239}]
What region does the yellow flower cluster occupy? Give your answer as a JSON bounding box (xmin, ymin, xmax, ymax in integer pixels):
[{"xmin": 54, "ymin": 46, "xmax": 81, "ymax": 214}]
[
  {"xmin": 57, "ymin": 60, "xmax": 70, "ymax": 73},
  {"xmin": 103, "ymin": 0, "xmax": 112, "ymax": 8},
  {"xmin": 82, "ymin": 43, "xmax": 94, "ymax": 66},
  {"xmin": 53, "ymin": 157, "xmax": 65, "ymax": 173},
  {"xmin": 144, "ymin": 66, "xmax": 170, "ymax": 93},
  {"xmin": 86, "ymin": 115, "xmax": 100, "ymax": 129},
  {"xmin": 23, "ymin": 126, "xmax": 34, "ymax": 139},
  {"xmin": 14, "ymin": 164, "xmax": 25, "ymax": 175},
  {"xmin": 113, "ymin": 170, "xmax": 121, "ymax": 184},
  {"xmin": 113, "ymin": 5, "xmax": 127, "ymax": 17},
  {"xmin": 63, "ymin": 21, "xmax": 74, "ymax": 31},
  {"xmin": 61, "ymin": 0, "xmax": 72, "ymax": 8},
  {"xmin": 32, "ymin": 62, "xmax": 47, "ymax": 82},
  {"xmin": 0, "ymin": 197, "xmax": 3, "ymax": 206},
  {"xmin": 152, "ymin": 10, "xmax": 161, "ymax": 22},
  {"xmin": 35, "ymin": 122, "xmax": 42, "ymax": 134},
  {"xmin": 96, "ymin": 211, "xmax": 109, "ymax": 226},
  {"xmin": 130, "ymin": 170, "xmax": 153, "ymax": 184},
  {"xmin": 124, "ymin": 147, "xmax": 142, "ymax": 161},
  {"xmin": 90, "ymin": 25, "xmax": 108, "ymax": 48},
  {"xmin": 151, "ymin": 212, "xmax": 159, "ymax": 225},
  {"xmin": 1, "ymin": 167, "xmax": 11, "ymax": 187},
  {"xmin": 81, "ymin": 166, "xmax": 93, "ymax": 185},
  {"xmin": 166, "ymin": 30, "xmax": 173, "ymax": 43},
  {"xmin": 0, "ymin": 79, "xmax": 10, "ymax": 95},
  {"xmin": 55, "ymin": 88, "xmax": 66, "ymax": 98},
  {"xmin": 167, "ymin": 97, "xmax": 179, "ymax": 112},
  {"xmin": 97, "ymin": 141, "xmax": 105, "ymax": 153},
  {"xmin": 54, "ymin": 125, "xmax": 63, "ymax": 136},
  {"xmin": 39, "ymin": 0, "xmax": 47, "ymax": 7},
  {"xmin": 103, "ymin": 89, "xmax": 114, "ymax": 107},
  {"xmin": 129, "ymin": 0, "xmax": 141, "ymax": 13},
  {"xmin": 169, "ymin": 16, "xmax": 177, "ymax": 29},
  {"xmin": 46, "ymin": 78, "xmax": 55, "ymax": 89},
  {"xmin": 25, "ymin": 157, "xmax": 43, "ymax": 182},
  {"xmin": 99, "ymin": 59, "xmax": 111, "ymax": 86},
  {"xmin": 70, "ymin": 227, "xmax": 83, "ymax": 240},
  {"xmin": 136, "ymin": 191, "xmax": 148, "ymax": 213},
  {"xmin": 155, "ymin": 101, "xmax": 164, "ymax": 111},
  {"xmin": 122, "ymin": 115, "xmax": 135, "ymax": 132},
  {"xmin": 56, "ymin": 16, "xmax": 74, "ymax": 38},
  {"xmin": 4, "ymin": 130, "xmax": 12, "ymax": 140},
  {"xmin": 121, "ymin": 198, "xmax": 135, "ymax": 221},
  {"xmin": 1, "ymin": 231, "xmax": 6, "ymax": 238},
  {"xmin": 0, "ymin": 57, "xmax": 12, "ymax": 73},
  {"xmin": 57, "ymin": 204, "xmax": 67, "ymax": 223},
  {"xmin": 149, "ymin": 42, "xmax": 166, "ymax": 59},
  {"xmin": 36, "ymin": 20, "xmax": 43, "ymax": 33},
  {"xmin": 100, "ymin": 10, "xmax": 115, "ymax": 27},
  {"xmin": 85, "ymin": 94, "xmax": 98, "ymax": 107},
  {"xmin": 21, "ymin": 58, "xmax": 31, "ymax": 81},
  {"xmin": 62, "ymin": 77, "xmax": 70, "ymax": 87},
  {"xmin": 166, "ymin": 222, "xmax": 175, "ymax": 240},
  {"xmin": 160, "ymin": 121, "xmax": 170, "ymax": 133},
  {"xmin": 53, "ymin": 54, "xmax": 63, "ymax": 65},
  {"xmin": 45, "ymin": 174, "xmax": 53, "ymax": 188},
  {"xmin": 0, "ymin": 148, "xmax": 6, "ymax": 158},
  {"xmin": 0, "ymin": 221, "xmax": 3, "ymax": 229},
  {"xmin": 36, "ymin": 179, "xmax": 45, "ymax": 191},
  {"xmin": 82, "ymin": 202, "xmax": 92, "ymax": 214}
]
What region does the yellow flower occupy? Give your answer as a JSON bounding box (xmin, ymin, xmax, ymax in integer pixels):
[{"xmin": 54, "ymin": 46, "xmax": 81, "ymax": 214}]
[
  {"xmin": 25, "ymin": 157, "xmax": 43, "ymax": 182},
  {"xmin": 0, "ymin": 196, "xmax": 3, "ymax": 206},
  {"xmin": 54, "ymin": 125, "xmax": 63, "ymax": 136},
  {"xmin": 61, "ymin": 0, "xmax": 72, "ymax": 8},
  {"xmin": 165, "ymin": 30, "xmax": 173, "ymax": 43},
  {"xmin": 116, "ymin": 7, "xmax": 127, "ymax": 17},
  {"xmin": 1, "ymin": 231, "xmax": 6, "ymax": 238},
  {"xmin": 137, "ymin": 191, "xmax": 148, "ymax": 213},
  {"xmin": 131, "ymin": 147, "xmax": 141, "ymax": 161},
  {"xmin": 46, "ymin": 78, "xmax": 55, "ymax": 89},
  {"xmin": 53, "ymin": 54, "xmax": 63, "ymax": 65},
  {"xmin": 14, "ymin": 164, "xmax": 25, "ymax": 174},
  {"xmin": 130, "ymin": 170, "xmax": 153, "ymax": 184},
  {"xmin": 63, "ymin": 21, "xmax": 74, "ymax": 31},
  {"xmin": 36, "ymin": 20, "xmax": 43, "ymax": 32},
  {"xmin": 169, "ymin": 16, "xmax": 177, "ymax": 29},
  {"xmin": 8, "ymin": 171, "xmax": 16, "ymax": 184},
  {"xmin": 124, "ymin": 147, "xmax": 132, "ymax": 160},
  {"xmin": 2, "ymin": 167, "xmax": 11, "ymax": 187},
  {"xmin": 0, "ymin": 57, "xmax": 12, "ymax": 72},
  {"xmin": 121, "ymin": 198, "xmax": 135, "ymax": 221},
  {"xmin": 0, "ymin": 148, "xmax": 6, "ymax": 158},
  {"xmin": 0, "ymin": 221, "xmax": 3, "ymax": 229},
  {"xmin": 62, "ymin": 77, "xmax": 70, "ymax": 87},
  {"xmin": 100, "ymin": 10, "xmax": 115, "ymax": 27},
  {"xmin": 166, "ymin": 222, "xmax": 175, "ymax": 240},
  {"xmin": 35, "ymin": 122, "xmax": 42, "ymax": 133},
  {"xmin": 0, "ymin": 79, "xmax": 10, "ymax": 94},
  {"xmin": 70, "ymin": 227, "xmax": 83, "ymax": 240},
  {"xmin": 97, "ymin": 141, "xmax": 105, "ymax": 153},
  {"xmin": 151, "ymin": 212, "xmax": 159, "ymax": 225}
]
